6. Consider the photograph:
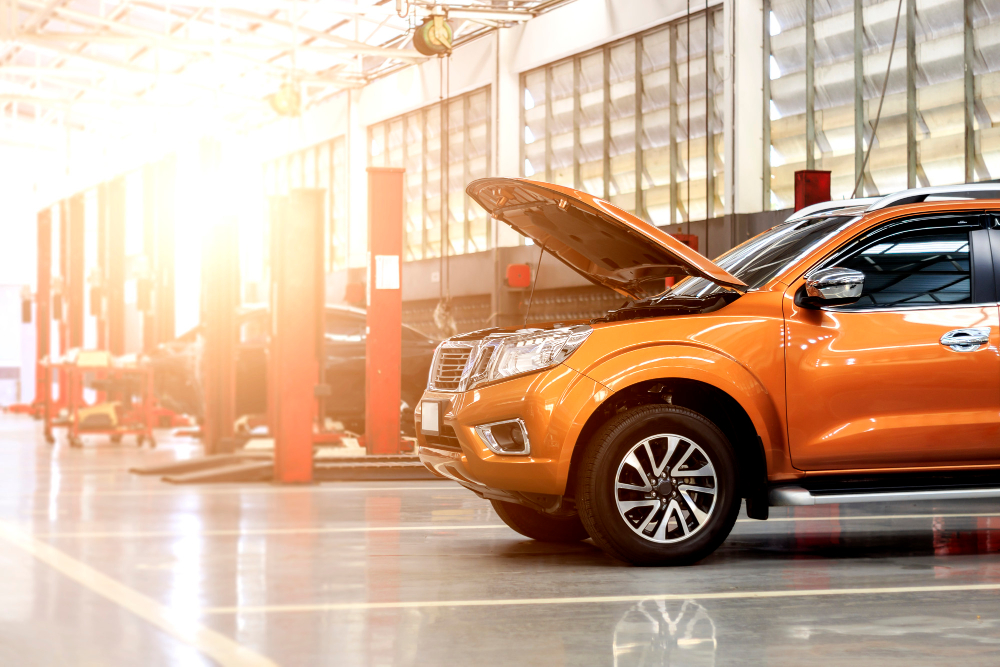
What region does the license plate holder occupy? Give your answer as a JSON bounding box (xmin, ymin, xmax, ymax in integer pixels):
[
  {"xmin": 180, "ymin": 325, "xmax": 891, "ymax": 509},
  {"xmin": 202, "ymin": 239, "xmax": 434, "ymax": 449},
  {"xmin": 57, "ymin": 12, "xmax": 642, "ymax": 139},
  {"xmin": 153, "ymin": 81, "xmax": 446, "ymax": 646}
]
[{"xmin": 420, "ymin": 400, "xmax": 443, "ymax": 435}]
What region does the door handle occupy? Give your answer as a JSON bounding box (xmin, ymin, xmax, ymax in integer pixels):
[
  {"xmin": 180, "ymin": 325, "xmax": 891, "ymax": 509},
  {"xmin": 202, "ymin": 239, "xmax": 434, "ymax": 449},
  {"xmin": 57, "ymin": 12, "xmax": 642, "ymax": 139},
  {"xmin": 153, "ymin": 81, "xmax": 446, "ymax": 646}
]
[{"xmin": 940, "ymin": 327, "xmax": 991, "ymax": 352}]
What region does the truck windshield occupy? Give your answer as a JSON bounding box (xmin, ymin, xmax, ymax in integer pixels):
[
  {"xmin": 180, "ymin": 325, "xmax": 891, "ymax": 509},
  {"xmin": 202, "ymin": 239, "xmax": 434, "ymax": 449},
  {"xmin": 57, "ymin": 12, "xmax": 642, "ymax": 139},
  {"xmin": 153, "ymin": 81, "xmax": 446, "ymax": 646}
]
[{"xmin": 665, "ymin": 214, "xmax": 861, "ymax": 299}]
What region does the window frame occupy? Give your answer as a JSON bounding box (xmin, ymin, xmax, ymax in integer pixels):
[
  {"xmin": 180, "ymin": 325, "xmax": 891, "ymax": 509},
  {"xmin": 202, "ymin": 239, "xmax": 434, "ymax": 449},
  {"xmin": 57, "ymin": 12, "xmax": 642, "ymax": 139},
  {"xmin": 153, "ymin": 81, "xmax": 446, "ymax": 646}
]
[
  {"xmin": 367, "ymin": 86, "xmax": 492, "ymax": 261},
  {"xmin": 808, "ymin": 212, "xmax": 995, "ymax": 312}
]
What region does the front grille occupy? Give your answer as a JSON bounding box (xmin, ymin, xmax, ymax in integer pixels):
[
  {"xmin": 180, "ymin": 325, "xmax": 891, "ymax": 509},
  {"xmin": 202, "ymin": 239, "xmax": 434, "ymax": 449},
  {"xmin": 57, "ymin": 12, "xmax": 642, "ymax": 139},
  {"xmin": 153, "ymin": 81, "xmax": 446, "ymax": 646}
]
[
  {"xmin": 419, "ymin": 424, "xmax": 462, "ymax": 451},
  {"xmin": 430, "ymin": 346, "xmax": 473, "ymax": 391}
]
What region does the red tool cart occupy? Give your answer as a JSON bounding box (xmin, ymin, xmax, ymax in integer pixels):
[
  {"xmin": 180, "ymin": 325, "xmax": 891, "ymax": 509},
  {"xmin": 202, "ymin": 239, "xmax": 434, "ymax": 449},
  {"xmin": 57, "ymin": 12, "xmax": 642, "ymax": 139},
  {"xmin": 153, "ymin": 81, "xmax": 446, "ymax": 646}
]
[{"xmin": 44, "ymin": 350, "xmax": 157, "ymax": 449}]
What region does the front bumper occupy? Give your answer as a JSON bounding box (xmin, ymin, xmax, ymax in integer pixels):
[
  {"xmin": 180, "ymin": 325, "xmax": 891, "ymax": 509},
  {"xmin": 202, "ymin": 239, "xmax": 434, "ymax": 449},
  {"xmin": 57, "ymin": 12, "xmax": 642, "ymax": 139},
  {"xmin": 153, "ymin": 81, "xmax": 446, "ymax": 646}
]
[{"xmin": 415, "ymin": 364, "xmax": 608, "ymax": 496}]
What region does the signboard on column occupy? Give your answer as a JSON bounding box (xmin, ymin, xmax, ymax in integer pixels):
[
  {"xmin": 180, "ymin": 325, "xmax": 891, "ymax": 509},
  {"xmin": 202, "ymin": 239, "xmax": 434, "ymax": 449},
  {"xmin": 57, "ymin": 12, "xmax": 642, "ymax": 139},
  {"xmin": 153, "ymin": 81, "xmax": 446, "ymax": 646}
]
[{"xmin": 365, "ymin": 168, "xmax": 404, "ymax": 455}]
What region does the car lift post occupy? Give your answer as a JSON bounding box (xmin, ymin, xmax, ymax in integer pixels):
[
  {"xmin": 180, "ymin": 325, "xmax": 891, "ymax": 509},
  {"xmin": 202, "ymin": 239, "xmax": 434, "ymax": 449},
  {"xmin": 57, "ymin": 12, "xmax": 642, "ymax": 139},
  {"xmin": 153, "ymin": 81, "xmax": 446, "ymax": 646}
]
[
  {"xmin": 96, "ymin": 183, "xmax": 108, "ymax": 352},
  {"xmin": 201, "ymin": 220, "xmax": 239, "ymax": 456},
  {"xmin": 65, "ymin": 196, "xmax": 85, "ymax": 406},
  {"xmin": 365, "ymin": 168, "xmax": 405, "ymax": 455},
  {"xmin": 106, "ymin": 176, "xmax": 127, "ymax": 356},
  {"xmin": 141, "ymin": 156, "xmax": 177, "ymax": 352},
  {"xmin": 35, "ymin": 209, "xmax": 51, "ymax": 423},
  {"xmin": 156, "ymin": 156, "xmax": 177, "ymax": 346},
  {"xmin": 270, "ymin": 190, "xmax": 323, "ymax": 482},
  {"xmin": 56, "ymin": 200, "xmax": 69, "ymax": 411}
]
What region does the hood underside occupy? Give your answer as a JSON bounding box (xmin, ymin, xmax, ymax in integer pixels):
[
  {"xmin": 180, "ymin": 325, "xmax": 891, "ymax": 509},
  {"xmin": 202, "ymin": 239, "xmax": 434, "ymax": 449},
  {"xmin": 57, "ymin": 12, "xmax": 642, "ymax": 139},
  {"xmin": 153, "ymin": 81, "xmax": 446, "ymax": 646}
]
[{"xmin": 466, "ymin": 178, "xmax": 746, "ymax": 301}]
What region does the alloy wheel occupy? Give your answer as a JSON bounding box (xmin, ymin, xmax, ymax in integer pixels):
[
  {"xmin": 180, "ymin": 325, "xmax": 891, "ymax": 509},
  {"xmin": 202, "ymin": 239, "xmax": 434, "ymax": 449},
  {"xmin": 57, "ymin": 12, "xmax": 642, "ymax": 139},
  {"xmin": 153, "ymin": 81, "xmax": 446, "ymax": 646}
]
[{"xmin": 614, "ymin": 433, "xmax": 718, "ymax": 544}]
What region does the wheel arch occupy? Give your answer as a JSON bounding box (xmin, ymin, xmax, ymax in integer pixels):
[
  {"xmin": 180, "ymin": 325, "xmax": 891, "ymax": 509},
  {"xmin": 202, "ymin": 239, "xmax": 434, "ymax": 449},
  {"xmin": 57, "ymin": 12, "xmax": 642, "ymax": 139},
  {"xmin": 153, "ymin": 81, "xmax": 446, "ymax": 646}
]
[{"xmin": 563, "ymin": 375, "xmax": 773, "ymax": 518}]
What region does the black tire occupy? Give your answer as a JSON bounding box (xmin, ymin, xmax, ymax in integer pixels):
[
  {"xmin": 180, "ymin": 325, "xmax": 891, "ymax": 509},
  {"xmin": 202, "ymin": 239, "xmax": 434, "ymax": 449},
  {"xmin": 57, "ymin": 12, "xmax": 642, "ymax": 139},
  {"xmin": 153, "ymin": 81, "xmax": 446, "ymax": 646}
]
[
  {"xmin": 576, "ymin": 404, "xmax": 740, "ymax": 566},
  {"xmin": 400, "ymin": 393, "xmax": 418, "ymax": 437},
  {"xmin": 490, "ymin": 499, "xmax": 591, "ymax": 543}
]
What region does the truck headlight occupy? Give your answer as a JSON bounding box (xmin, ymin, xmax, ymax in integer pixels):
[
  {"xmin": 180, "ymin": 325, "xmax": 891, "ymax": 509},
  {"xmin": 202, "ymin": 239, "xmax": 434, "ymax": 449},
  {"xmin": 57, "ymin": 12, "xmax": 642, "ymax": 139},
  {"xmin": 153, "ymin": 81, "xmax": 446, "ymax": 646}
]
[{"xmin": 466, "ymin": 325, "xmax": 592, "ymax": 390}]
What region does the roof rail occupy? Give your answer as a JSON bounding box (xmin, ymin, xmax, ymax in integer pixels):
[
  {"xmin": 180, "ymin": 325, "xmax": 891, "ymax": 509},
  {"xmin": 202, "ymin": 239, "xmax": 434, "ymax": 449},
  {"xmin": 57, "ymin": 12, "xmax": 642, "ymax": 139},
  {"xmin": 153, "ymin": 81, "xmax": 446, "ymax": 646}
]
[
  {"xmin": 784, "ymin": 197, "xmax": 879, "ymax": 223},
  {"xmin": 867, "ymin": 183, "xmax": 1000, "ymax": 211}
]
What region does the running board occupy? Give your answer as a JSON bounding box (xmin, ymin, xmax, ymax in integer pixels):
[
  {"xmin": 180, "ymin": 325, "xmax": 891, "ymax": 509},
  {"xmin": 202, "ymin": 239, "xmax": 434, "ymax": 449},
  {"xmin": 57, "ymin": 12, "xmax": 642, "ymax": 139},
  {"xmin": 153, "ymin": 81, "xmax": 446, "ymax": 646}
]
[{"xmin": 769, "ymin": 485, "xmax": 1000, "ymax": 506}]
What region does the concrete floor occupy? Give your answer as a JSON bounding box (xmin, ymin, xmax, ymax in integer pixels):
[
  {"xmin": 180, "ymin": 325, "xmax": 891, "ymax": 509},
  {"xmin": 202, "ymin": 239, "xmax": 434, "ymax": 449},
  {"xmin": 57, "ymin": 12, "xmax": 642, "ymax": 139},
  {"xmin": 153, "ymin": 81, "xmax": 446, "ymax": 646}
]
[{"xmin": 1, "ymin": 415, "xmax": 999, "ymax": 666}]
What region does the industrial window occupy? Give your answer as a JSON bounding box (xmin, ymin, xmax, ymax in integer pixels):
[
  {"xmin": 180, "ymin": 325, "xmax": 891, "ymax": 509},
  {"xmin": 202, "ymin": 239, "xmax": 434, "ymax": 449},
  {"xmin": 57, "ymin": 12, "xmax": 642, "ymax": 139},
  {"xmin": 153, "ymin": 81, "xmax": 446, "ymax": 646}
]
[
  {"xmin": 765, "ymin": 0, "xmax": 1000, "ymax": 210},
  {"xmin": 520, "ymin": 8, "xmax": 724, "ymax": 227},
  {"xmin": 367, "ymin": 87, "xmax": 492, "ymax": 261},
  {"xmin": 262, "ymin": 136, "xmax": 349, "ymax": 271}
]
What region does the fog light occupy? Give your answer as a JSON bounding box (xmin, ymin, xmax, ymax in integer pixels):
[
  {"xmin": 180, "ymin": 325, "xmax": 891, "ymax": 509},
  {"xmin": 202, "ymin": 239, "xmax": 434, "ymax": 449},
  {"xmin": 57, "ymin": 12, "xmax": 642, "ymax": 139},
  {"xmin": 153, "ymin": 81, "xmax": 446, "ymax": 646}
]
[{"xmin": 474, "ymin": 419, "xmax": 531, "ymax": 456}]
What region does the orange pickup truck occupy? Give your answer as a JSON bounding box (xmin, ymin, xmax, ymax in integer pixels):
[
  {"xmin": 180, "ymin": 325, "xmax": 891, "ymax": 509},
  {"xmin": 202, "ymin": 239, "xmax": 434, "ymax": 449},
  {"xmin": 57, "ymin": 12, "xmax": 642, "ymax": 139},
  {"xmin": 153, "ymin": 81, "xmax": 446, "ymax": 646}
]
[{"xmin": 416, "ymin": 177, "xmax": 1000, "ymax": 566}]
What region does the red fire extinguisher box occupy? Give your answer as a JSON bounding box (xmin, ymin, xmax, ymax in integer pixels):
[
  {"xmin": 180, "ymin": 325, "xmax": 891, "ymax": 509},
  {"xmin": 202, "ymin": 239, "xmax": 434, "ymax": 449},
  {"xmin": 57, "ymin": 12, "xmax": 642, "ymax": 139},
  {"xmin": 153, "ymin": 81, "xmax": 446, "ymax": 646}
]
[
  {"xmin": 506, "ymin": 264, "xmax": 531, "ymax": 288},
  {"xmin": 794, "ymin": 170, "xmax": 831, "ymax": 211}
]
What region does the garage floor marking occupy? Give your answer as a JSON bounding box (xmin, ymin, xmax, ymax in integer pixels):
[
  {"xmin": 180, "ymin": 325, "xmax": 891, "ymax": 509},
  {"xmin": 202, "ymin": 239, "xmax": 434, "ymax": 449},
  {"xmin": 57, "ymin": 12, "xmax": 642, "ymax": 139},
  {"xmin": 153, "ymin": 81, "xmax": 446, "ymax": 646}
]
[
  {"xmin": 6, "ymin": 484, "xmax": 460, "ymax": 498},
  {"xmin": 201, "ymin": 582, "xmax": 1000, "ymax": 614},
  {"xmin": 0, "ymin": 520, "xmax": 277, "ymax": 667},
  {"xmin": 28, "ymin": 511, "xmax": 1000, "ymax": 539}
]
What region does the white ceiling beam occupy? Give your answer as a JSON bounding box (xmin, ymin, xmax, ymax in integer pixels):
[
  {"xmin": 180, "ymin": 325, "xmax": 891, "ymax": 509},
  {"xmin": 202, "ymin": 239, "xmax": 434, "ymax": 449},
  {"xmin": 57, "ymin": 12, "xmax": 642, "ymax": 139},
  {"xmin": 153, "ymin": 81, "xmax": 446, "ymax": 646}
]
[
  {"xmin": 220, "ymin": 7, "xmax": 426, "ymax": 62},
  {"xmin": 161, "ymin": 0, "xmax": 393, "ymax": 25},
  {"xmin": 23, "ymin": 30, "xmax": 364, "ymax": 68},
  {"xmin": 18, "ymin": 39, "xmax": 264, "ymax": 101},
  {"xmin": 0, "ymin": 90, "xmax": 183, "ymax": 108},
  {"xmin": 0, "ymin": 65, "xmax": 104, "ymax": 78},
  {"xmin": 446, "ymin": 9, "xmax": 532, "ymax": 22},
  {"xmin": 21, "ymin": 0, "xmax": 421, "ymax": 63},
  {"xmin": 17, "ymin": 1, "xmax": 346, "ymax": 77}
]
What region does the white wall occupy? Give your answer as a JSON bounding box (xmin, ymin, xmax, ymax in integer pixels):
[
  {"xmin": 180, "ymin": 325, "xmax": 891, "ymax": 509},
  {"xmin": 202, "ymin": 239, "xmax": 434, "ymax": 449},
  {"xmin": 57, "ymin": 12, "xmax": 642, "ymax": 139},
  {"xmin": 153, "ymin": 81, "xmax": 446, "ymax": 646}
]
[
  {"xmin": 3, "ymin": 0, "xmax": 767, "ymax": 368},
  {"xmin": 327, "ymin": 0, "xmax": 754, "ymax": 266}
]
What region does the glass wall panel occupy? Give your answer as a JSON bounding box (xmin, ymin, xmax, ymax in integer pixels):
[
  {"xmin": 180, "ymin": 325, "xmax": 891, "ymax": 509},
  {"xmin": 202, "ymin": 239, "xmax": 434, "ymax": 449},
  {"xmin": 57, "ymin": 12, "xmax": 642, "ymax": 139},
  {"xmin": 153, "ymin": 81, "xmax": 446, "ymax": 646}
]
[
  {"xmin": 550, "ymin": 60, "xmax": 575, "ymax": 187},
  {"xmin": 609, "ymin": 41, "xmax": 637, "ymax": 213},
  {"xmin": 264, "ymin": 135, "xmax": 348, "ymax": 270},
  {"xmin": 578, "ymin": 51, "xmax": 606, "ymax": 195},
  {"xmin": 467, "ymin": 90, "xmax": 491, "ymax": 252},
  {"xmin": 522, "ymin": 9, "xmax": 724, "ymax": 227},
  {"xmin": 973, "ymin": 4, "xmax": 1000, "ymax": 178},
  {"xmin": 331, "ymin": 137, "xmax": 349, "ymax": 269},
  {"xmin": 368, "ymin": 87, "xmax": 492, "ymax": 260},
  {"xmin": 768, "ymin": 0, "xmax": 1000, "ymax": 209}
]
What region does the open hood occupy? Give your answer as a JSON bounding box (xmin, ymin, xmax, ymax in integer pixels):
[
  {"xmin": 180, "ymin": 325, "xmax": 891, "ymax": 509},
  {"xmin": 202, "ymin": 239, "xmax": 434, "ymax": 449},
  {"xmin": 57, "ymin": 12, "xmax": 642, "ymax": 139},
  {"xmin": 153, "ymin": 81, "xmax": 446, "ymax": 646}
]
[{"xmin": 466, "ymin": 178, "xmax": 746, "ymax": 301}]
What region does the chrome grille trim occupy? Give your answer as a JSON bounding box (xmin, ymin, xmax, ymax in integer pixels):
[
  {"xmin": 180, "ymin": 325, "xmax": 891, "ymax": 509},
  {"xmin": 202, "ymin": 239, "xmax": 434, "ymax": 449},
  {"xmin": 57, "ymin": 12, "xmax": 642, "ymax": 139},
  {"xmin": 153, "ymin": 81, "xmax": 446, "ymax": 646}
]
[{"xmin": 428, "ymin": 342, "xmax": 475, "ymax": 391}]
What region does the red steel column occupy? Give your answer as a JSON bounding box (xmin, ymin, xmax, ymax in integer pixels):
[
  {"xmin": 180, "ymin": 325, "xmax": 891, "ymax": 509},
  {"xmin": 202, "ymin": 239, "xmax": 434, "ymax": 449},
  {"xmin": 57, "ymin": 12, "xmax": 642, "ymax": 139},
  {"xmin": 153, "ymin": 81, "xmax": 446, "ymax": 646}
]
[
  {"xmin": 142, "ymin": 162, "xmax": 157, "ymax": 352},
  {"xmin": 365, "ymin": 168, "xmax": 404, "ymax": 455},
  {"xmin": 34, "ymin": 209, "xmax": 51, "ymax": 410},
  {"xmin": 95, "ymin": 182, "xmax": 108, "ymax": 351},
  {"xmin": 156, "ymin": 155, "xmax": 177, "ymax": 344},
  {"xmin": 106, "ymin": 176, "xmax": 127, "ymax": 355},
  {"xmin": 56, "ymin": 200, "xmax": 69, "ymax": 407},
  {"xmin": 201, "ymin": 220, "xmax": 239, "ymax": 455},
  {"xmin": 271, "ymin": 190, "xmax": 323, "ymax": 482},
  {"xmin": 67, "ymin": 195, "xmax": 85, "ymax": 351}
]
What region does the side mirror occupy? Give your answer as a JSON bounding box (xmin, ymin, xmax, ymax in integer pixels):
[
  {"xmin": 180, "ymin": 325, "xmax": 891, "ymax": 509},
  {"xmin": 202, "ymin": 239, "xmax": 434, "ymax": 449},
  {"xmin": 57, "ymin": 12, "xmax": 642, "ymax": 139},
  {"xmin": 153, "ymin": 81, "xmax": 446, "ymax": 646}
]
[{"xmin": 796, "ymin": 267, "xmax": 865, "ymax": 308}]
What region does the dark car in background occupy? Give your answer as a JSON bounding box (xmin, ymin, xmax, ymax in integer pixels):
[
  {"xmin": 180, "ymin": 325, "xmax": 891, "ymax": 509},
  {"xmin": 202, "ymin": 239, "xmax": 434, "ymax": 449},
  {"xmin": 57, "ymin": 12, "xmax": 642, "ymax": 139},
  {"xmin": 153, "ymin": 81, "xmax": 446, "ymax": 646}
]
[{"xmin": 149, "ymin": 305, "xmax": 438, "ymax": 434}]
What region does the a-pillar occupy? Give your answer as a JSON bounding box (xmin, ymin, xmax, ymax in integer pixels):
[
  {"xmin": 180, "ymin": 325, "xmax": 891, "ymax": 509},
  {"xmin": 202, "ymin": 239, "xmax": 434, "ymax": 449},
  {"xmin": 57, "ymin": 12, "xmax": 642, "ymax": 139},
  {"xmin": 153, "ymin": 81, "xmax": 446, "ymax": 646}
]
[{"xmin": 365, "ymin": 168, "xmax": 404, "ymax": 455}]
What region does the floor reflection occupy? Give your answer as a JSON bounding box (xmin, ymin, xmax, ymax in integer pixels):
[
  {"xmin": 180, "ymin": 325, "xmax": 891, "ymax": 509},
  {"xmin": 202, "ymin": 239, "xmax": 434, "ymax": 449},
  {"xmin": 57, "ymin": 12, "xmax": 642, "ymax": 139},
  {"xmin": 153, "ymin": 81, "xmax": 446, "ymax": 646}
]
[
  {"xmin": 613, "ymin": 600, "xmax": 717, "ymax": 667},
  {"xmin": 724, "ymin": 510, "xmax": 1000, "ymax": 561}
]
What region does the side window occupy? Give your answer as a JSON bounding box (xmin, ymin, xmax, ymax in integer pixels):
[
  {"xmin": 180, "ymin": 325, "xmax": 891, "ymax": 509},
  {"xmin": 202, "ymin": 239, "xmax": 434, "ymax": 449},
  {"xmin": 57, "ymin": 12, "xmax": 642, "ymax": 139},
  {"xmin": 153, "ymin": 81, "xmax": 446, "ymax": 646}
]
[{"xmin": 831, "ymin": 219, "xmax": 977, "ymax": 310}]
